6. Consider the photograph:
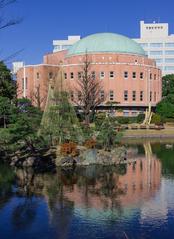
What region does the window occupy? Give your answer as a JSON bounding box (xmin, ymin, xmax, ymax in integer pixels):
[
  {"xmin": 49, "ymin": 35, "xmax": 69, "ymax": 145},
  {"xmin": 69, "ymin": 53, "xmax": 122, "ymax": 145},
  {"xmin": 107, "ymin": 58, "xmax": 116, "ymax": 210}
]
[
  {"xmin": 78, "ymin": 72, "xmax": 82, "ymax": 79},
  {"xmin": 150, "ymin": 51, "xmax": 163, "ymax": 55},
  {"xmin": 54, "ymin": 45, "xmax": 61, "ymax": 51},
  {"xmin": 78, "ymin": 91, "xmax": 82, "ymax": 101},
  {"xmin": 124, "ymin": 71, "xmax": 128, "ymax": 79},
  {"xmin": 22, "ymin": 78, "xmax": 24, "ymax": 90},
  {"xmin": 140, "ymin": 72, "xmax": 144, "ymax": 79},
  {"xmin": 150, "ymin": 73, "xmax": 152, "ymax": 80},
  {"xmin": 132, "ymin": 91, "xmax": 136, "ymax": 101},
  {"xmin": 100, "ymin": 90, "xmax": 105, "ymax": 101},
  {"xmin": 109, "ymin": 90, "xmax": 114, "ymax": 101},
  {"xmin": 154, "ymin": 74, "xmax": 156, "ymax": 80},
  {"xmin": 165, "ymin": 58, "xmax": 174, "ymax": 63},
  {"xmin": 124, "ymin": 90, "xmax": 128, "ymax": 101},
  {"xmin": 100, "ymin": 71, "xmax": 105, "ymax": 79},
  {"xmin": 91, "ymin": 71, "xmax": 95, "ymax": 79},
  {"xmin": 132, "ymin": 72, "xmax": 136, "ymax": 79},
  {"xmin": 62, "ymin": 45, "xmax": 71, "ymax": 50},
  {"xmin": 25, "ymin": 77, "xmax": 28, "ymax": 90},
  {"xmin": 140, "ymin": 91, "xmax": 143, "ymax": 101},
  {"xmin": 70, "ymin": 91, "xmax": 74, "ymax": 101},
  {"xmin": 140, "ymin": 43, "xmax": 148, "ymax": 47},
  {"xmin": 154, "ymin": 92, "xmax": 157, "ymax": 102},
  {"xmin": 64, "ymin": 73, "xmax": 67, "ymax": 79},
  {"xmin": 123, "ymin": 111, "xmax": 129, "ymax": 116},
  {"xmin": 165, "ymin": 50, "xmax": 174, "ymax": 55},
  {"xmin": 36, "ymin": 72, "xmax": 40, "ymax": 79},
  {"xmin": 49, "ymin": 72, "xmax": 53, "ymax": 79},
  {"xmin": 70, "ymin": 72, "xmax": 74, "ymax": 79},
  {"xmin": 155, "ymin": 58, "xmax": 163, "ymax": 63},
  {"xmin": 150, "ymin": 43, "xmax": 163, "ymax": 47},
  {"xmin": 109, "ymin": 71, "xmax": 114, "ymax": 78},
  {"xmin": 132, "ymin": 111, "xmax": 137, "ymax": 116},
  {"xmin": 150, "ymin": 91, "xmax": 152, "ymax": 101},
  {"xmin": 165, "ymin": 66, "xmax": 174, "ymax": 71},
  {"xmin": 165, "ymin": 43, "xmax": 174, "ymax": 47}
]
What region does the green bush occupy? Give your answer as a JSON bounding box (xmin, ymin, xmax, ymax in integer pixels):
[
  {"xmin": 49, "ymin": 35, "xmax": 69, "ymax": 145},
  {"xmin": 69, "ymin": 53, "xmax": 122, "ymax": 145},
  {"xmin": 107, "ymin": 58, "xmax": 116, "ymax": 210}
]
[
  {"xmin": 151, "ymin": 113, "xmax": 163, "ymax": 125},
  {"xmin": 116, "ymin": 117, "xmax": 130, "ymax": 124},
  {"xmin": 137, "ymin": 113, "xmax": 145, "ymax": 123}
]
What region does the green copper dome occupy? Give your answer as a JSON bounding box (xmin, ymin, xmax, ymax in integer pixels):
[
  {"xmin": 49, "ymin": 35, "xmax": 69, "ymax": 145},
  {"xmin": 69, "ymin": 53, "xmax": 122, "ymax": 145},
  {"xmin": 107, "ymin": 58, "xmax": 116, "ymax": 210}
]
[{"xmin": 67, "ymin": 33, "xmax": 145, "ymax": 57}]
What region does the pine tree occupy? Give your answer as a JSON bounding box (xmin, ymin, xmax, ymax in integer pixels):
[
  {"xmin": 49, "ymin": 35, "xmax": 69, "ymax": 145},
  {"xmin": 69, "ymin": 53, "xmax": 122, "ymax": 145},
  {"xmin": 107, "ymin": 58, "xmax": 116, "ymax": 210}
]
[{"xmin": 39, "ymin": 67, "xmax": 83, "ymax": 145}]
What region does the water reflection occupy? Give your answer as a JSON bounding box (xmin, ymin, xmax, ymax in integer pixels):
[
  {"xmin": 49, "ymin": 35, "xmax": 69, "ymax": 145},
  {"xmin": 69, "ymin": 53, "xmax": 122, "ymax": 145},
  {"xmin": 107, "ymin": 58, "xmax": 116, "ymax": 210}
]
[
  {"xmin": 14, "ymin": 145, "xmax": 161, "ymax": 221},
  {"xmin": 1, "ymin": 142, "xmax": 174, "ymax": 239}
]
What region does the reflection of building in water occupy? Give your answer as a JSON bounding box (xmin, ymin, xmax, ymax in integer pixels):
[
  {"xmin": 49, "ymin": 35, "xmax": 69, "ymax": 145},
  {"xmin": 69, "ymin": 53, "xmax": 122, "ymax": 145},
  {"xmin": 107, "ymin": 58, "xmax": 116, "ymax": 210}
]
[
  {"xmin": 62, "ymin": 155, "xmax": 161, "ymax": 213},
  {"xmin": 15, "ymin": 148, "xmax": 161, "ymax": 222}
]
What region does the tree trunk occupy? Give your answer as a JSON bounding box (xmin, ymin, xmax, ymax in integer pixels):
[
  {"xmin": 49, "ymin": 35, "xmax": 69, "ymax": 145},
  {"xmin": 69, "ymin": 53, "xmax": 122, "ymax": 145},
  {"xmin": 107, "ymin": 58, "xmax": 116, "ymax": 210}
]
[{"xmin": 3, "ymin": 115, "xmax": 6, "ymax": 128}]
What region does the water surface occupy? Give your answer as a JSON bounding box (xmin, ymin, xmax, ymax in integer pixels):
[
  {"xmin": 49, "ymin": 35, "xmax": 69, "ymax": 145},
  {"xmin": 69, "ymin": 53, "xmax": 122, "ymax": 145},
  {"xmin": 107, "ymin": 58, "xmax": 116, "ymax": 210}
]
[{"xmin": 0, "ymin": 142, "xmax": 174, "ymax": 239}]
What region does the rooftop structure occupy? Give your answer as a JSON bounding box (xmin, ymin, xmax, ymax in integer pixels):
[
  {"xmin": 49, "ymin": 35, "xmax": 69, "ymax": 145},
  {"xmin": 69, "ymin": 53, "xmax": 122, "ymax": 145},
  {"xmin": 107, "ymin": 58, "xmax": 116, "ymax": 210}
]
[{"xmin": 53, "ymin": 35, "xmax": 80, "ymax": 52}]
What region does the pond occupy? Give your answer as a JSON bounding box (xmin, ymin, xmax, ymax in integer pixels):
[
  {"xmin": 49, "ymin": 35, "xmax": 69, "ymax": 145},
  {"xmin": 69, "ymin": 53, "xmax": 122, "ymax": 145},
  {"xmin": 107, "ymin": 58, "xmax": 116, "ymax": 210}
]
[{"xmin": 0, "ymin": 141, "xmax": 174, "ymax": 239}]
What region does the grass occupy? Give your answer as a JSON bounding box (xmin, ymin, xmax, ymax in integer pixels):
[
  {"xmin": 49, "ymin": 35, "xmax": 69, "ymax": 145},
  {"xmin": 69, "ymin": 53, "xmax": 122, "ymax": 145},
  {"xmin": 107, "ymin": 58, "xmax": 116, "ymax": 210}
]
[{"xmin": 123, "ymin": 125, "xmax": 174, "ymax": 138}]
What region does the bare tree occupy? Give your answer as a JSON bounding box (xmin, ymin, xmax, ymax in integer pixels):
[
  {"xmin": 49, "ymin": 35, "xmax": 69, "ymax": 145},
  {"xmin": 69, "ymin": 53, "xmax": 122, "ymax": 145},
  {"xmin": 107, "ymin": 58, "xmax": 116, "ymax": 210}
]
[
  {"xmin": 30, "ymin": 84, "xmax": 47, "ymax": 110},
  {"xmin": 0, "ymin": 0, "xmax": 21, "ymax": 30},
  {"xmin": 73, "ymin": 53, "xmax": 105, "ymax": 125}
]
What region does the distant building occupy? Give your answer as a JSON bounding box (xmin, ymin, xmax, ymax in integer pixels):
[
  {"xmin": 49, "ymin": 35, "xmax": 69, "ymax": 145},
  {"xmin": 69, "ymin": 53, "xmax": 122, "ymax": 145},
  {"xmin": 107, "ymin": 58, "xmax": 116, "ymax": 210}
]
[
  {"xmin": 12, "ymin": 61, "xmax": 24, "ymax": 74},
  {"xmin": 16, "ymin": 32, "xmax": 162, "ymax": 115},
  {"xmin": 134, "ymin": 21, "xmax": 174, "ymax": 76},
  {"xmin": 53, "ymin": 35, "xmax": 80, "ymax": 52}
]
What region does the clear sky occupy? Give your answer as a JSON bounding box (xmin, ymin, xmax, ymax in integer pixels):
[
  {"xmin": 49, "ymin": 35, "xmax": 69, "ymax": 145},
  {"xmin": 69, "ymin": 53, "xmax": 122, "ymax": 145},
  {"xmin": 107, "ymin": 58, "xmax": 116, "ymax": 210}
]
[{"xmin": 1, "ymin": 0, "xmax": 174, "ymax": 67}]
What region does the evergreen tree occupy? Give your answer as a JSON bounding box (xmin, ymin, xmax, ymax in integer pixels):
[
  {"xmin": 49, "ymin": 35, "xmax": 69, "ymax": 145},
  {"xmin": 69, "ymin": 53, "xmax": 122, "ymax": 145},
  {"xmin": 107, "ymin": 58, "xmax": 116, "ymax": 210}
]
[
  {"xmin": 40, "ymin": 69, "xmax": 83, "ymax": 145},
  {"xmin": 97, "ymin": 116, "xmax": 119, "ymax": 150},
  {"xmin": 0, "ymin": 61, "xmax": 16, "ymax": 100}
]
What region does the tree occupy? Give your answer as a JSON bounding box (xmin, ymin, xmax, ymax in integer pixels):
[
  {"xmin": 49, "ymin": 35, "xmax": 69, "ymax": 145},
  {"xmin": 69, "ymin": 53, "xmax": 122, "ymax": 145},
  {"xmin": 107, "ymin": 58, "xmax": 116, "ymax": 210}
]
[
  {"xmin": 0, "ymin": 61, "xmax": 16, "ymax": 100},
  {"xmin": 97, "ymin": 116, "xmax": 119, "ymax": 150},
  {"xmin": 162, "ymin": 74, "xmax": 174, "ymax": 97},
  {"xmin": 0, "ymin": 96, "xmax": 13, "ymax": 128},
  {"xmin": 30, "ymin": 84, "xmax": 47, "ymax": 110},
  {"xmin": 9, "ymin": 98, "xmax": 42, "ymax": 151},
  {"xmin": 40, "ymin": 69, "xmax": 83, "ymax": 145},
  {"xmin": 156, "ymin": 94, "xmax": 174, "ymax": 119},
  {"xmin": 73, "ymin": 54, "xmax": 105, "ymax": 125}
]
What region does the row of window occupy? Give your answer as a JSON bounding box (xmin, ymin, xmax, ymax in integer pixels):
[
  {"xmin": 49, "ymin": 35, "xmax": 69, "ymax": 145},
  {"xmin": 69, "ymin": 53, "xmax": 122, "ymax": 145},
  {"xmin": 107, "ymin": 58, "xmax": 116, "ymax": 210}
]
[
  {"xmin": 70, "ymin": 90, "xmax": 157, "ymax": 102},
  {"xmin": 156, "ymin": 58, "xmax": 174, "ymax": 63},
  {"xmin": 146, "ymin": 26, "xmax": 163, "ymax": 30},
  {"xmin": 54, "ymin": 45, "xmax": 71, "ymax": 51},
  {"xmin": 164, "ymin": 66, "xmax": 174, "ymax": 71},
  {"xmin": 149, "ymin": 50, "xmax": 174, "ymax": 56},
  {"xmin": 141, "ymin": 42, "xmax": 174, "ymax": 48},
  {"xmin": 64, "ymin": 71, "xmax": 158, "ymax": 80}
]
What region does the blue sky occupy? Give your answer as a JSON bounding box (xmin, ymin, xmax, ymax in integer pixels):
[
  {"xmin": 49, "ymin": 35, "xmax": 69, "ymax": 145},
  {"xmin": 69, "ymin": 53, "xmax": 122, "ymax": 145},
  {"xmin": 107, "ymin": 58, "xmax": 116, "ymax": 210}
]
[{"xmin": 1, "ymin": 0, "xmax": 174, "ymax": 67}]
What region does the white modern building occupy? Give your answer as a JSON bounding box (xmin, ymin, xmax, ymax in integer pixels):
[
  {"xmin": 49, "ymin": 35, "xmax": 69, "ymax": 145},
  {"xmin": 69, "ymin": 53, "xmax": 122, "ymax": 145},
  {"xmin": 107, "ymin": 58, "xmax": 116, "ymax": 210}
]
[
  {"xmin": 53, "ymin": 35, "xmax": 80, "ymax": 52},
  {"xmin": 134, "ymin": 21, "xmax": 174, "ymax": 76}
]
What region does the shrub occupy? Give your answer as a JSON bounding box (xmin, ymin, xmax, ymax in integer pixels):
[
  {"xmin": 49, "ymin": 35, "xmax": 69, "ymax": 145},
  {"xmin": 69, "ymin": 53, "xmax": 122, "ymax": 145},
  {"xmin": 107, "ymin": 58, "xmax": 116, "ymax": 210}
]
[
  {"xmin": 116, "ymin": 117, "xmax": 130, "ymax": 124},
  {"xmin": 60, "ymin": 142, "xmax": 78, "ymax": 156},
  {"xmin": 137, "ymin": 113, "xmax": 145, "ymax": 123},
  {"xmin": 151, "ymin": 113, "xmax": 163, "ymax": 125}
]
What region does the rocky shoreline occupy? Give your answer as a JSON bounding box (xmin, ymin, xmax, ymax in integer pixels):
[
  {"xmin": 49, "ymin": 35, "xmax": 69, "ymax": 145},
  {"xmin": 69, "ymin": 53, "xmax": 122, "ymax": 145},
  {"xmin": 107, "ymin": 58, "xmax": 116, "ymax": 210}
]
[{"xmin": 0, "ymin": 145, "xmax": 132, "ymax": 172}]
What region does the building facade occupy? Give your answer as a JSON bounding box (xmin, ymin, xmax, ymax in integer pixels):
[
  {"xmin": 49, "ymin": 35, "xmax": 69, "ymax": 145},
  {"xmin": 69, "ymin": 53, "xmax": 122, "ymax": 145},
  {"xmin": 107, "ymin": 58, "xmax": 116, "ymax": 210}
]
[
  {"xmin": 17, "ymin": 33, "xmax": 162, "ymax": 116},
  {"xmin": 134, "ymin": 21, "xmax": 174, "ymax": 76}
]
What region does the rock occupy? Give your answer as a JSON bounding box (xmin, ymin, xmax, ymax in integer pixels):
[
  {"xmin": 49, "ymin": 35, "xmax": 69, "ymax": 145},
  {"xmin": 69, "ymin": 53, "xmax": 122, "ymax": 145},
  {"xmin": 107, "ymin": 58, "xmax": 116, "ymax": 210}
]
[{"xmin": 23, "ymin": 156, "xmax": 35, "ymax": 167}]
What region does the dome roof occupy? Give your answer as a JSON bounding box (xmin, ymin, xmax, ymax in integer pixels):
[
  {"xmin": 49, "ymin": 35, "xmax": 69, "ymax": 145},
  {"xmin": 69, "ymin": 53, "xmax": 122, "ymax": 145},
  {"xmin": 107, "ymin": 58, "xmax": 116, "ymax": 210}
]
[{"xmin": 67, "ymin": 33, "xmax": 145, "ymax": 57}]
